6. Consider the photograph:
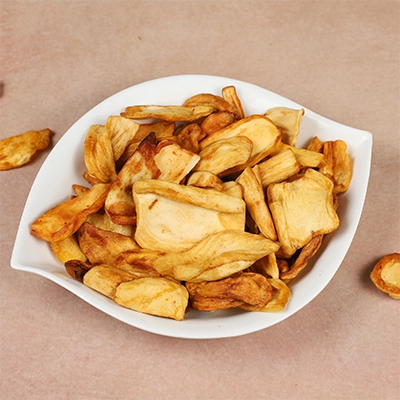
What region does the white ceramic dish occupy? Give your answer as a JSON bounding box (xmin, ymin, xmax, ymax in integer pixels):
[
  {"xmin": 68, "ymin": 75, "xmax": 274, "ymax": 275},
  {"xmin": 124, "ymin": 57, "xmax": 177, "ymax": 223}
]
[{"xmin": 11, "ymin": 75, "xmax": 372, "ymax": 339}]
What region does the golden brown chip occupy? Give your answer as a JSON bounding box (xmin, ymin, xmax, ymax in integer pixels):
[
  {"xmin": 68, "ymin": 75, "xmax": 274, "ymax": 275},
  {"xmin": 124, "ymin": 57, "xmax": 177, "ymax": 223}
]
[
  {"xmin": 71, "ymin": 184, "xmax": 90, "ymax": 196},
  {"xmin": 319, "ymin": 140, "xmax": 352, "ymax": 194},
  {"xmin": 370, "ymin": 253, "xmax": 400, "ymax": 299},
  {"xmin": 86, "ymin": 212, "xmax": 134, "ymax": 237},
  {"xmin": 118, "ymin": 230, "xmax": 279, "ymax": 282},
  {"xmin": 199, "ymin": 115, "xmax": 281, "ymax": 173},
  {"xmin": 307, "ymin": 136, "xmax": 324, "ymax": 153},
  {"xmin": 83, "ymin": 124, "xmax": 117, "ymax": 183},
  {"xmin": 183, "ymin": 92, "xmax": 239, "ymax": 118},
  {"xmin": 31, "ymin": 183, "xmax": 110, "ymax": 243},
  {"xmin": 49, "ymin": 234, "xmax": 87, "ymax": 264},
  {"xmin": 83, "ymin": 264, "xmax": 138, "ymax": 298},
  {"xmin": 186, "ymin": 272, "xmax": 273, "ymax": 311},
  {"xmin": 200, "ymin": 111, "xmax": 236, "ymax": 136},
  {"xmin": 221, "ymin": 85, "xmax": 245, "ymax": 119},
  {"xmin": 268, "ymin": 168, "xmax": 339, "ymax": 258},
  {"xmin": 0, "ymin": 128, "xmax": 52, "ymax": 170},
  {"xmin": 114, "ymin": 277, "xmax": 189, "ymax": 321},
  {"xmin": 65, "ymin": 259, "xmax": 92, "ymax": 282},
  {"xmin": 174, "ymin": 123, "xmax": 205, "ymax": 153},
  {"xmin": 194, "ymin": 136, "xmax": 253, "ymax": 176},
  {"xmin": 236, "ymin": 166, "xmax": 277, "ymax": 241},
  {"xmin": 186, "ymin": 171, "xmax": 225, "ymax": 191},
  {"xmin": 118, "ymin": 120, "xmax": 175, "ymax": 165},
  {"xmin": 280, "ymin": 234, "xmax": 324, "ymax": 283},
  {"xmin": 77, "ymin": 222, "xmax": 140, "ymax": 266},
  {"xmin": 241, "ymin": 278, "xmax": 291, "ymax": 312},
  {"xmin": 105, "ymin": 133, "xmax": 159, "ymax": 225},
  {"xmin": 121, "ymin": 104, "xmax": 215, "ymax": 122},
  {"xmin": 257, "ymin": 147, "xmax": 300, "ymax": 188}
]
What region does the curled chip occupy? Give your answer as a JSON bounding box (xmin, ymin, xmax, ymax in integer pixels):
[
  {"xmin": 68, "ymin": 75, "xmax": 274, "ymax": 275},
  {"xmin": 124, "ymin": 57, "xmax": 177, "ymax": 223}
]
[
  {"xmin": 0, "ymin": 128, "xmax": 52, "ymax": 170},
  {"xmin": 186, "ymin": 272, "xmax": 273, "ymax": 311},
  {"xmin": 370, "ymin": 253, "xmax": 400, "ymax": 299},
  {"xmin": 199, "ymin": 114, "xmax": 281, "ymax": 172}
]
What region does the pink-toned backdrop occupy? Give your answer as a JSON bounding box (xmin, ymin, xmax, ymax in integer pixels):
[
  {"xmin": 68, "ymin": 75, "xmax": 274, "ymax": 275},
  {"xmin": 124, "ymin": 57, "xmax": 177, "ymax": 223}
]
[{"xmin": 1, "ymin": 1, "xmax": 399, "ymax": 399}]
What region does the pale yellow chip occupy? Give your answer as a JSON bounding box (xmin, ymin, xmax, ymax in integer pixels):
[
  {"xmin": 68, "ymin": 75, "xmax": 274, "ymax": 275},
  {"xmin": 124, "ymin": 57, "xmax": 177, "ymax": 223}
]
[
  {"xmin": 268, "ymin": 168, "xmax": 339, "ymax": 258},
  {"xmin": 264, "ymin": 107, "xmax": 304, "ymax": 146},
  {"xmin": 84, "ymin": 124, "xmax": 117, "ymax": 183},
  {"xmin": 114, "ymin": 277, "xmax": 189, "ymax": 321},
  {"xmin": 121, "ymin": 104, "xmax": 215, "ymax": 122},
  {"xmin": 133, "ymin": 179, "xmax": 246, "ymax": 252},
  {"xmin": 83, "ymin": 265, "xmax": 138, "ymax": 299}
]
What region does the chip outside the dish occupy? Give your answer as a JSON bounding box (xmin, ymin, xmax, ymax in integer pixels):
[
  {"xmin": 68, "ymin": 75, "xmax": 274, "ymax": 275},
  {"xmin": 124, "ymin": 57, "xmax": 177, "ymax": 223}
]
[{"xmin": 370, "ymin": 253, "xmax": 400, "ymax": 299}]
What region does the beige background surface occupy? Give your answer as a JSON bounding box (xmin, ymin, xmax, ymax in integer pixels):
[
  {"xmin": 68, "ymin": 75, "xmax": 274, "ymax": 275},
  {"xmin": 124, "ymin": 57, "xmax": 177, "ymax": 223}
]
[{"xmin": 1, "ymin": 1, "xmax": 399, "ymax": 399}]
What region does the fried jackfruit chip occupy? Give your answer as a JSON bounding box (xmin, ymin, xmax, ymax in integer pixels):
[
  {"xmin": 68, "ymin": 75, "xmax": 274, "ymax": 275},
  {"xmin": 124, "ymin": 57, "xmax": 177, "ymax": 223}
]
[
  {"xmin": 186, "ymin": 272, "xmax": 273, "ymax": 311},
  {"xmin": 105, "ymin": 115, "xmax": 140, "ymax": 161},
  {"xmin": 199, "ymin": 115, "xmax": 281, "ymax": 173},
  {"xmin": 64, "ymin": 259, "xmax": 92, "ymax": 282},
  {"xmin": 257, "ymin": 147, "xmax": 301, "ymax": 189},
  {"xmin": 154, "ymin": 141, "xmax": 200, "ymax": 183},
  {"xmin": 174, "ymin": 123, "xmax": 205, "ymax": 153},
  {"xmin": 77, "ymin": 222, "xmax": 140, "ymax": 266},
  {"xmin": 49, "ymin": 234, "xmax": 87, "ymax": 264},
  {"xmin": 264, "ymin": 107, "xmax": 304, "ymax": 146},
  {"xmin": 83, "ymin": 264, "xmax": 138, "ymax": 298},
  {"xmin": 105, "ymin": 133, "xmax": 159, "ymax": 225},
  {"xmin": 280, "ymin": 234, "xmax": 324, "ymax": 283},
  {"xmin": 182, "ymin": 92, "xmax": 240, "ymax": 119},
  {"xmin": 241, "ymin": 278, "xmax": 291, "ymax": 312},
  {"xmin": 0, "ymin": 128, "xmax": 52, "ymax": 170},
  {"xmin": 31, "ymin": 183, "xmax": 110, "ymax": 243},
  {"xmin": 319, "ymin": 140, "xmax": 352, "ymax": 194},
  {"xmin": 221, "ymin": 85, "xmax": 245, "ymax": 119},
  {"xmin": 370, "ymin": 253, "xmax": 400, "ymax": 299},
  {"xmin": 193, "ymin": 136, "xmax": 253, "ymax": 176},
  {"xmin": 186, "ymin": 171, "xmax": 225, "ymax": 191},
  {"xmin": 307, "ymin": 136, "xmax": 324, "ymax": 153},
  {"xmin": 114, "ymin": 277, "xmax": 189, "ymax": 321},
  {"xmin": 135, "ymin": 230, "xmax": 278, "ymax": 282},
  {"xmin": 121, "ymin": 104, "xmax": 215, "ymax": 122},
  {"xmin": 236, "ymin": 166, "xmax": 277, "ymax": 241},
  {"xmin": 251, "ymin": 252, "xmax": 280, "ymax": 279},
  {"xmin": 268, "ymin": 168, "xmax": 339, "ymax": 258},
  {"xmin": 133, "ymin": 179, "xmax": 246, "ymax": 252},
  {"xmin": 200, "ymin": 111, "xmax": 236, "ymax": 136},
  {"xmin": 272, "ymin": 141, "xmax": 324, "ymax": 168},
  {"xmin": 117, "ymin": 120, "xmax": 175, "ymax": 166},
  {"xmin": 86, "ymin": 212, "xmax": 134, "ymax": 237},
  {"xmin": 84, "ymin": 125, "xmax": 117, "ymax": 183}
]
